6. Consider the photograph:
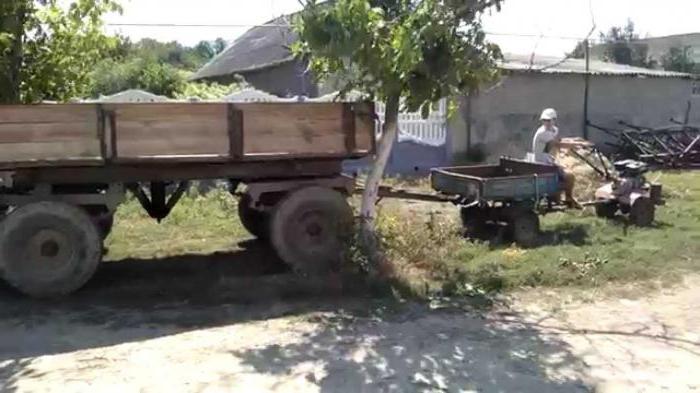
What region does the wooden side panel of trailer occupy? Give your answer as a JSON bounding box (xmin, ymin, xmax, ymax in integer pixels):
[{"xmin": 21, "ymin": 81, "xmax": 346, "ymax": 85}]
[
  {"xmin": 0, "ymin": 102, "xmax": 376, "ymax": 168},
  {"xmin": 0, "ymin": 105, "xmax": 102, "ymax": 165},
  {"xmin": 241, "ymin": 103, "xmax": 349, "ymax": 157},
  {"xmin": 104, "ymin": 103, "xmax": 230, "ymax": 160}
]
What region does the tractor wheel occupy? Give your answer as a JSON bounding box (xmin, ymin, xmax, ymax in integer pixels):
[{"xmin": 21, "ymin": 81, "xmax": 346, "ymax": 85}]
[
  {"xmin": 237, "ymin": 193, "xmax": 270, "ymax": 240},
  {"xmin": 511, "ymin": 211, "xmax": 540, "ymax": 248},
  {"xmin": 0, "ymin": 202, "xmax": 102, "ymax": 298},
  {"xmin": 630, "ymin": 197, "xmax": 655, "ymax": 227},
  {"xmin": 595, "ymin": 201, "xmax": 618, "ymax": 219},
  {"xmin": 270, "ymin": 187, "xmax": 353, "ymax": 275}
]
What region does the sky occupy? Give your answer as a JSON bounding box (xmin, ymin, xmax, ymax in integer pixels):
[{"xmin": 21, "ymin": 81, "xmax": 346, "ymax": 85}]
[{"xmin": 104, "ymin": 0, "xmax": 700, "ymax": 57}]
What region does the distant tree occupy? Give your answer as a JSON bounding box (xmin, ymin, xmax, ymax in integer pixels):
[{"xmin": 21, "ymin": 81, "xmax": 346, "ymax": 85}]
[
  {"xmin": 661, "ymin": 46, "xmax": 699, "ymax": 74},
  {"xmin": 568, "ymin": 40, "xmax": 587, "ymax": 59},
  {"xmin": 599, "ymin": 19, "xmax": 655, "ymax": 68},
  {"xmin": 212, "ymin": 38, "xmax": 228, "ymax": 54},
  {"xmin": 0, "ymin": 0, "xmax": 121, "ymax": 103}
]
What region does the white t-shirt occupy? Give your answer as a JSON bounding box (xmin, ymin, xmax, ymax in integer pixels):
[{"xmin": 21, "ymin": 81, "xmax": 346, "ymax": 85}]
[{"xmin": 532, "ymin": 125, "xmax": 559, "ymax": 164}]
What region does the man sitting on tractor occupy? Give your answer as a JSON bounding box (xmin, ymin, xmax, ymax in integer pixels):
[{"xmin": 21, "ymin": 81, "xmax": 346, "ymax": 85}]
[{"xmin": 532, "ymin": 108, "xmax": 583, "ymax": 209}]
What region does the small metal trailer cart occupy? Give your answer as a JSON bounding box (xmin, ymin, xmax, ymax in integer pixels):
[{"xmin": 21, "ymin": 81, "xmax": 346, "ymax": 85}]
[
  {"xmin": 431, "ymin": 158, "xmax": 561, "ymax": 247},
  {"xmin": 431, "ymin": 155, "xmax": 662, "ymax": 247}
]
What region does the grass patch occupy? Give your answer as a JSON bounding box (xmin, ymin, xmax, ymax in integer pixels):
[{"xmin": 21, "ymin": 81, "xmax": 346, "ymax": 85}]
[
  {"xmin": 104, "ymin": 171, "xmax": 700, "ymax": 297},
  {"xmin": 376, "ymin": 171, "xmax": 700, "ymax": 296},
  {"xmin": 105, "ymin": 187, "xmax": 247, "ymax": 261}
]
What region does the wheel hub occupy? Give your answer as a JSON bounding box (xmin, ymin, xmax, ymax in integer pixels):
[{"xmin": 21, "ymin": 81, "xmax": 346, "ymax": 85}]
[
  {"xmin": 26, "ymin": 229, "xmax": 74, "ymax": 273},
  {"xmin": 299, "ymin": 212, "xmax": 329, "ymax": 246}
]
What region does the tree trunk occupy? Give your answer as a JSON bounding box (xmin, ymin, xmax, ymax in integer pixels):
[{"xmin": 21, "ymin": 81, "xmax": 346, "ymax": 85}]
[
  {"xmin": 359, "ymin": 94, "xmax": 400, "ymax": 278},
  {"xmin": 0, "ymin": 1, "xmax": 25, "ymax": 104}
]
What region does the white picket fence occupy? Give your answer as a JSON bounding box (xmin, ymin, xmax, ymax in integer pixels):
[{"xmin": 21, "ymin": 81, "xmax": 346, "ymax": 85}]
[{"xmin": 375, "ymin": 99, "xmax": 448, "ymax": 147}]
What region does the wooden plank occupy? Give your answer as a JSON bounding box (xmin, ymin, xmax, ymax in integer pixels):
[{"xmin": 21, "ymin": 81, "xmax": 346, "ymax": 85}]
[
  {"xmin": 111, "ymin": 103, "xmax": 229, "ymax": 158},
  {"xmin": 228, "ymin": 105, "xmax": 244, "ymax": 159},
  {"xmin": 353, "ymin": 102, "xmax": 375, "ymax": 153},
  {"xmin": 14, "ymin": 159, "xmax": 345, "ymax": 184},
  {"xmin": 242, "ymin": 103, "xmax": 347, "ymax": 156},
  {"xmin": 0, "ymin": 141, "xmax": 102, "ymax": 162},
  {"xmin": 0, "ymin": 104, "xmax": 99, "ymax": 124},
  {"xmin": 117, "ymin": 137, "xmax": 229, "ymax": 157},
  {"xmin": 343, "ymin": 104, "xmax": 357, "ymax": 153},
  {"xmin": 0, "ymin": 122, "xmax": 98, "ymax": 143}
]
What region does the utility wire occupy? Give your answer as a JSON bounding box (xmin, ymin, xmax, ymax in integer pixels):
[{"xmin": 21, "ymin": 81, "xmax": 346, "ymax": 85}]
[
  {"xmin": 537, "ymin": 0, "xmax": 597, "ymax": 71},
  {"xmin": 104, "ymin": 22, "xmax": 658, "ymax": 46}
]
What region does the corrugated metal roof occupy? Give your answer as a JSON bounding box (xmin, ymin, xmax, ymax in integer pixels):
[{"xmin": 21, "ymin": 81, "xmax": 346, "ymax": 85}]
[{"xmin": 501, "ymin": 53, "xmax": 694, "ymax": 78}]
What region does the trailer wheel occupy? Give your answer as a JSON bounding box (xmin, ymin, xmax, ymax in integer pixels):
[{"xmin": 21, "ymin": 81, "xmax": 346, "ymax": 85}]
[
  {"xmin": 630, "ymin": 197, "xmax": 655, "ymax": 227},
  {"xmin": 238, "ymin": 193, "xmax": 270, "ymax": 240},
  {"xmin": 595, "ymin": 201, "xmax": 618, "ymax": 219},
  {"xmin": 460, "ymin": 207, "xmax": 486, "ymax": 239},
  {"xmin": 511, "ymin": 211, "xmax": 540, "ymax": 248},
  {"xmin": 0, "ymin": 202, "xmax": 102, "ymax": 298},
  {"xmin": 270, "ymin": 187, "xmax": 353, "ymax": 275}
]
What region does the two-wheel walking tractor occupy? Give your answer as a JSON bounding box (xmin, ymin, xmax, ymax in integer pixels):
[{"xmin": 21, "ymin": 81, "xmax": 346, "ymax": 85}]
[{"xmin": 430, "ymin": 155, "xmax": 663, "ymax": 247}]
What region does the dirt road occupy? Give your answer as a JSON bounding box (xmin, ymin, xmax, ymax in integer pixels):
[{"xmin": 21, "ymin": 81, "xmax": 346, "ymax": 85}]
[{"xmin": 0, "ymin": 247, "xmax": 698, "ymax": 392}]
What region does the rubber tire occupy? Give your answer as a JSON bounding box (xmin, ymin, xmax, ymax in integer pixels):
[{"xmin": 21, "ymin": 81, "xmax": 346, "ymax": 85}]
[
  {"xmin": 630, "ymin": 197, "xmax": 655, "ymax": 227},
  {"xmin": 237, "ymin": 193, "xmax": 270, "ymax": 240},
  {"xmin": 511, "ymin": 211, "xmax": 540, "ymax": 248},
  {"xmin": 595, "ymin": 201, "xmax": 618, "ymax": 219},
  {"xmin": 0, "ymin": 202, "xmax": 102, "ymax": 298},
  {"xmin": 270, "ymin": 187, "xmax": 353, "ymax": 275},
  {"xmin": 460, "ymin": 207, "xmax": 486, "ymax": 239}
]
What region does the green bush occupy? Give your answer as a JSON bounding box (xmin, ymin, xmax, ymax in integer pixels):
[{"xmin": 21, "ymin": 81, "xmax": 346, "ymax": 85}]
[{"xmin": 87, "ymin": 58, "xmax": 185, "ymax": 98}]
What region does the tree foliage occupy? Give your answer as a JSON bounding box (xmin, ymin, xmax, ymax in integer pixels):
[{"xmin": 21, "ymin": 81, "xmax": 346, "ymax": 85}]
[
  {"xmin": 661, "ymin": 46, "xmax": 699, "ymax": 74},
  {"xmin": 598, "ymin": 20, "xmax": 655, "ymax": 68},
  {"xmin": 294, "ymin": 0, "xmax": 503, "ymax": 115},
  {"xmin": 294, "ymin": 0, "xmax": 503, "ymax": 272},
  {"xmin": 0, "ymin": 0, "xmax": 121, "ymax": 103},
  {"xmin": 87, "ymin": 58, "xmax": 185, "ymax": 97},
  {"xmin": 114, "ymin": 37, "xmax": 228, "ymax": 71},
  {"xmin": 86, "ymin": 37, "xmax": 229, "ymax": 98},
  {"xmin": 568, "ymin": 40, "xmax": 587, "ymax": 59}
]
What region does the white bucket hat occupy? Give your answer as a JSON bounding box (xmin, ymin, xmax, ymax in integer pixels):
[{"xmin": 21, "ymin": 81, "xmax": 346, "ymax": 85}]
[{"xmin": 540, "ymin": 108, "xmax": 558, "ymax": 121}]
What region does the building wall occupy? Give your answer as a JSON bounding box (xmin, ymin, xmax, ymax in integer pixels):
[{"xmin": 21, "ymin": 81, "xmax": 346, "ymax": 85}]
[{"xmin": 451, "ymin": 72, "xmax": 700, "ymax": 162}]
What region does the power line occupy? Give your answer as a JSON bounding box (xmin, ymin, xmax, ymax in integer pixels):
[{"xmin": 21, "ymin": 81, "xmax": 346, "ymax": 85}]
[
  {"xmin": 106, "ymin": 23, "xmax": 290, "ymax": 28},
  {"xmin": 104, "ymin": 22, "xmax": 664, "ymax": 46}
]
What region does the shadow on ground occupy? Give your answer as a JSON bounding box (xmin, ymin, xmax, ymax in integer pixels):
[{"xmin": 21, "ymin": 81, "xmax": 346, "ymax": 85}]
[
  {"xmin": 0, "ymin": 239, "xmax": 597, "ymax": 392},
  {"xmin": 476, "ymin": 222, "xmax": 591, "ymax": 249}
]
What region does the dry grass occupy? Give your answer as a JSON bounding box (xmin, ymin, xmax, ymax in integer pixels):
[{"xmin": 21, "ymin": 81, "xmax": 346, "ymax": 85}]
[{"xmin": 555, "ymin": 149, "xmax": 613, "ymax": 201}]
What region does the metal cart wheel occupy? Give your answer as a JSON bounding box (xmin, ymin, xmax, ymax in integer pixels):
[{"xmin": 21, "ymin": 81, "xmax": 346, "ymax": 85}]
[
  {"xmin": 270, "ymin": 187, "xmax": 353, "ymax": 275},
  {"xmin": 460, "ymin": 206, "xmax": 487, "ymax": 239},
  {"xmin": 511, "ymin": 210, "xmax": 540, "ymax": 248},
  {"xmin": 630, "ymin": 197, "xmax": 655, "ymax": 227},
  {"xmin": 237, "ymin": 193, "xmax": 270, "ymax": 240},
  {"xmin": 0, "ymin": 201, "xmax": 102, "ymax": 298},
  {"xmin": 595, "ymin": 201, "xmax": 618, "ymax": 219}
]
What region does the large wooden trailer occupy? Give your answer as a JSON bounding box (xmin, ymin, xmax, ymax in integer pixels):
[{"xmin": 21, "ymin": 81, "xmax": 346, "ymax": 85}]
[{"xmin": 0, "ymin": 102, "xmax": 375, "ymax": 298}]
